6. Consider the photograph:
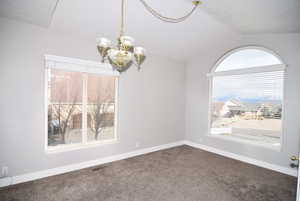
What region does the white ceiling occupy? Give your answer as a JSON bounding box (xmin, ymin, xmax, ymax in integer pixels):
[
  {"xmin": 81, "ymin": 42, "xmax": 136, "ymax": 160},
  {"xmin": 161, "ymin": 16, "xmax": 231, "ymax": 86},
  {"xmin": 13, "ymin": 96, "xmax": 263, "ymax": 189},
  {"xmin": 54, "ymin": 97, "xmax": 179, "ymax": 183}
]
[
  {"xmin": 0, "ymin": 0, "xmax": 58, "ymax": 27},
  {"xmin": 48, "ymin": 0, "xmax": 235, "ymax": 60},
  {"xmin": 0, "ymin": 0, "xmax": 299, "ymax": 60},
  {"xmin": 199, "ymin": 0, "xmax": 300, "ymax": 34}
]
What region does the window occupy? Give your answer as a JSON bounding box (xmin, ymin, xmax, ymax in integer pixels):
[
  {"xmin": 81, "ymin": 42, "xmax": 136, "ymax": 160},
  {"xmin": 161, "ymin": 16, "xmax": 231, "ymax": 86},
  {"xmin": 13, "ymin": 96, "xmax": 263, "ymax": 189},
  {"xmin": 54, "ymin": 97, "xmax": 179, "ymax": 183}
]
[
  {"xmin": 208, "ymin": 47, "xmax": 285, "ymax": 148},
  {"xmin": 45, "ymin": 55, "xmax": 119, "ymax": 151}
]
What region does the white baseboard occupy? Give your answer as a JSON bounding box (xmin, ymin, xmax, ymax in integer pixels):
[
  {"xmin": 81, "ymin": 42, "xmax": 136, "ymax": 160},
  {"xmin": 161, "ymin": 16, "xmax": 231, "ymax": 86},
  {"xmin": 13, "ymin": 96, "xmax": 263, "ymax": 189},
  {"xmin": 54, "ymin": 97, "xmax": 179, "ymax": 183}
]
[
  {"xmin": 184, "ymin": 140, "xmax": 298, "ymax": 177},
  {"xmin": 0, "ymin": 141, "xmax": 185, "ymax": 188},
  {"xmin": 0, "ymin": 177, "xmax": 13, "ymax": 188},
  {"xmin": 0, "ymin": 140, "xmax": 296, "ymax": 188}
]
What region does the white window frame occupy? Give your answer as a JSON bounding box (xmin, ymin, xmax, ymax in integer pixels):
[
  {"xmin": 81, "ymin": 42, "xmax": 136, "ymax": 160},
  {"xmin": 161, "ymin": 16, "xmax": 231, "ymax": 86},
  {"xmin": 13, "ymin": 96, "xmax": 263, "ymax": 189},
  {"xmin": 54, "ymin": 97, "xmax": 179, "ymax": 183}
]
[
  {"xmin": 44, "ymin": 55, "xmax": 120, "ymax": 153},
  {"xmin": 207, "ymin": 46, "xmax": 287, "ymax": 151}
]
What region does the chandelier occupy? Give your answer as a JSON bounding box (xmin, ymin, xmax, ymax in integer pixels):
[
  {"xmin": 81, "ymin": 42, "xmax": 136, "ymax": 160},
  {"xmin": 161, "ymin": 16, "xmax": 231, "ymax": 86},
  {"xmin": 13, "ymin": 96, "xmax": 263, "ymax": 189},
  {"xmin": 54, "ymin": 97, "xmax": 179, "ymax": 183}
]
[{"xmin": 96, "ymin": 0, "xmax": 201, "ymax": 73}]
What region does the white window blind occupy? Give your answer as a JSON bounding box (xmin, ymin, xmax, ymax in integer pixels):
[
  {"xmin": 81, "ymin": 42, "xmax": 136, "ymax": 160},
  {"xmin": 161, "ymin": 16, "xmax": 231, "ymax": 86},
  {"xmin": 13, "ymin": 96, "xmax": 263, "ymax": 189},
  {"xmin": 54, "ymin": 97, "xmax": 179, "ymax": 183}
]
[
  {"xmin": 45, "ymin": 55, "xmax": 119, "ymax": 76},
  {"xmin": 212, "ymin": 71, "xmax": 285, "ymax": 102}
]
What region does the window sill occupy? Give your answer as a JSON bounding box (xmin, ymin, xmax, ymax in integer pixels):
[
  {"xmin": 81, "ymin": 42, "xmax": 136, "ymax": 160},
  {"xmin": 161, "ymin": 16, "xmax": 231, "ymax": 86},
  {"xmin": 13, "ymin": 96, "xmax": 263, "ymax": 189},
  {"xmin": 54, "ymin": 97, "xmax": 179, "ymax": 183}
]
[
  {"xmin": 207, "ymin": 133, "xmax": 281, "ymax": 152},
  {"xmin": 46, "ymin": 139, "xmax": 119, "ymax": 154}
]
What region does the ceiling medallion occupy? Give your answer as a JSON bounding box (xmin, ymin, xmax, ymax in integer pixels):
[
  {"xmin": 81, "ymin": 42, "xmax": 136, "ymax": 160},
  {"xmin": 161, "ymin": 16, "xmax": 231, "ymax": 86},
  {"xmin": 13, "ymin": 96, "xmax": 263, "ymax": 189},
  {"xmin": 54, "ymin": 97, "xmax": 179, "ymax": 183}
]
[{"xmin": 97, "ymin": 0, "xmax": 201, "ymax": 73}]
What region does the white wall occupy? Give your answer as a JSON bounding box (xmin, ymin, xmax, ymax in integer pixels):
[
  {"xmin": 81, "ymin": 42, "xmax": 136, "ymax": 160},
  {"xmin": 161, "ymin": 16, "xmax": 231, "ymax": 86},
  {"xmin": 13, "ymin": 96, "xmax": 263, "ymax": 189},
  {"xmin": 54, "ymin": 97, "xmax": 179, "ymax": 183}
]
[
  {"xmin": 185, "ymin": 33, "xmax": 300, "ymax": 168},
  {"xmin": 1, "ymin": 15, "xmax": 299, "ymax": 179},
  {"xmin": 0, "ymin": 18, "xmax": 186, "ymax": 177}
]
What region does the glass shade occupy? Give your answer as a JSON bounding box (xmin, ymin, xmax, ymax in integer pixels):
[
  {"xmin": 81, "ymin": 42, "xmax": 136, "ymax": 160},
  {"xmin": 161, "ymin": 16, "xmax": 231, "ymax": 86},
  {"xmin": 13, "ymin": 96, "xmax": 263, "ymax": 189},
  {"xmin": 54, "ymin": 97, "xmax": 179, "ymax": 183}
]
[
  {"xmin": 134, "ymin": 46, "xmax": 146, "ymax": 56},
  {"xmin": 96, "ymin": 37, "xmax": 112, "ymax": 48},
  {"xmin": 134, "ymin": 47, "xmax": 146, "ymax": 69},
  {"xmin": 108, "ymin": 49, "xmax": 133, "ymax": 72},
  {"xmin": 119, "ymin": 36, "xmax": 135, "ymax": 51},
  {"xmin": 96, "ymin": 37, "xmax": 112, "ymax": 61}
]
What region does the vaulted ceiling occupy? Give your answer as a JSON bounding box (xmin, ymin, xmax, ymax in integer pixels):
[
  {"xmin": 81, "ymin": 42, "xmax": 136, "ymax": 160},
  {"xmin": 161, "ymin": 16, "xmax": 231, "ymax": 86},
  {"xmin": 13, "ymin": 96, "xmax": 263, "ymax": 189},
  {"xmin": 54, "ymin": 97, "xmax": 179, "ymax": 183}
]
[
  {"xmin": 0, "ymin": 0, "xmax": 58, "ymax": 27},
  {"xmin": 200, "ymin": 0, "xmax": 300, "ymax": 34},
  {"xmin": 1, "ymin": 0, "xmax": 299, "ymax": 61}
]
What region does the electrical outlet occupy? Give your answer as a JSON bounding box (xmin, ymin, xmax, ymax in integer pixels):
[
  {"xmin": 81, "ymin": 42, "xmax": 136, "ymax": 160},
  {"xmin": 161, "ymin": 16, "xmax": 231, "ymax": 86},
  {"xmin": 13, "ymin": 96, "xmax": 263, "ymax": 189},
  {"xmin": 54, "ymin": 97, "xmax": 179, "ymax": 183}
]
[
  {"xmin": 1, "ymin": 166, "xmax": 8, "ymax": 178},
  {"xmin": 135, "ymin": 142, "xmax": 140, "ymax": 148}
]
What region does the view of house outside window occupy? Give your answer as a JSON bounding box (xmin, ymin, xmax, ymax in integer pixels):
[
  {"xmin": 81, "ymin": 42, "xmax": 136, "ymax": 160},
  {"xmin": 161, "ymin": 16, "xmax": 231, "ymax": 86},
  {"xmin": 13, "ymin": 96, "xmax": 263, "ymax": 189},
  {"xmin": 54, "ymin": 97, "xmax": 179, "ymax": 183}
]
[
  {"xmin": 47, "ymin": 69, "xmax": 117, "ymax": 147},
  {"xmin": 209, "ymin": 48, "xmax": 285, "ymax": 147}
]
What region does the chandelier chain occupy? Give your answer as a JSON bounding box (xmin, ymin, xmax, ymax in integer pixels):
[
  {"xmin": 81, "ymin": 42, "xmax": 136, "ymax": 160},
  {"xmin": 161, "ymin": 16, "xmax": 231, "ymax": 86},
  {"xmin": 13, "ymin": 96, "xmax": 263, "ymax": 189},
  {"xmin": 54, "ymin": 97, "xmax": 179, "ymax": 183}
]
[
  {"xmin": 97, "ymin": 0, "xmax": 200, "ymax": 72},
  {"xmin": 120, "ymin": 0, "xmax": 125, "ymax": 36},
  {"xmin": 139, "ymin": 0, "xmax": 200, "ymax": 23}
]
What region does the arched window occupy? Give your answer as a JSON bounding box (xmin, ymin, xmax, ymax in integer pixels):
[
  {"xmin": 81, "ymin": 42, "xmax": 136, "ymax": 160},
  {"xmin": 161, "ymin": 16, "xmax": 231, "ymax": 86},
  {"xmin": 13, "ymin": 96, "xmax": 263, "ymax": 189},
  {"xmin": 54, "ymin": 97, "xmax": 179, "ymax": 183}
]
[{"xmin": 208, "ymin": 46, "xmax": 285, "ymax": 148}]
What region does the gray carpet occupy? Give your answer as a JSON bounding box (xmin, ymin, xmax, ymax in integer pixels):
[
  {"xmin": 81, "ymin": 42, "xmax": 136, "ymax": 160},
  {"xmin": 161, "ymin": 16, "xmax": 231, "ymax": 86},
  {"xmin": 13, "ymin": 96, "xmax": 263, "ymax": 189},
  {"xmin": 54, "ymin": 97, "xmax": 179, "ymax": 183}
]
[{"xmin": 0, "ymin": 145, "xmax": 297, "ymax": 201}]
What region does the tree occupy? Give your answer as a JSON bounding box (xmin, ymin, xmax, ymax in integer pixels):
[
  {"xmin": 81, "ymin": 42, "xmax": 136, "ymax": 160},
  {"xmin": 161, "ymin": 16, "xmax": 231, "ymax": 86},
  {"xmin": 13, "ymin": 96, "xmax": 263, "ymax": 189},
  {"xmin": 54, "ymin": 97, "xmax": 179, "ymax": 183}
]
[
  {"xmin": 50, "ymin": 97, "xmax": 78, "ymax": 144},
  {"xmin": 89, "ymin": 99, "xmax": 112, "ymax": 140},
  {"xmin": 48, "ymin": 70, "xmax": 81, "ymax": 144},
  {"xmin": 89, "ymin": 77, "xmax": 115, "ymax": 140}
]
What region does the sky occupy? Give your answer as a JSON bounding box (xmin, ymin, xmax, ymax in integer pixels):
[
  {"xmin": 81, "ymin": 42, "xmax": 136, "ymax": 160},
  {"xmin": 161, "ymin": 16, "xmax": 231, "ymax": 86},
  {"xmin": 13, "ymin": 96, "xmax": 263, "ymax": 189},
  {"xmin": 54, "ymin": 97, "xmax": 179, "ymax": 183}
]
[{"xmin": 216, "ymin": 49, "xmax": 282, "ymax": 72}]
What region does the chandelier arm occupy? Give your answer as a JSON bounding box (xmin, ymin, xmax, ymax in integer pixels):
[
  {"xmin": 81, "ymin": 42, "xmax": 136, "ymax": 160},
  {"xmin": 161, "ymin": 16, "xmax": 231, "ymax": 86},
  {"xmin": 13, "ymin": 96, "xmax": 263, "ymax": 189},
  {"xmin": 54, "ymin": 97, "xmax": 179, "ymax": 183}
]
[{"xmin": 139, "ymin": 0, "xmax": 200, "ymax": 23}]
